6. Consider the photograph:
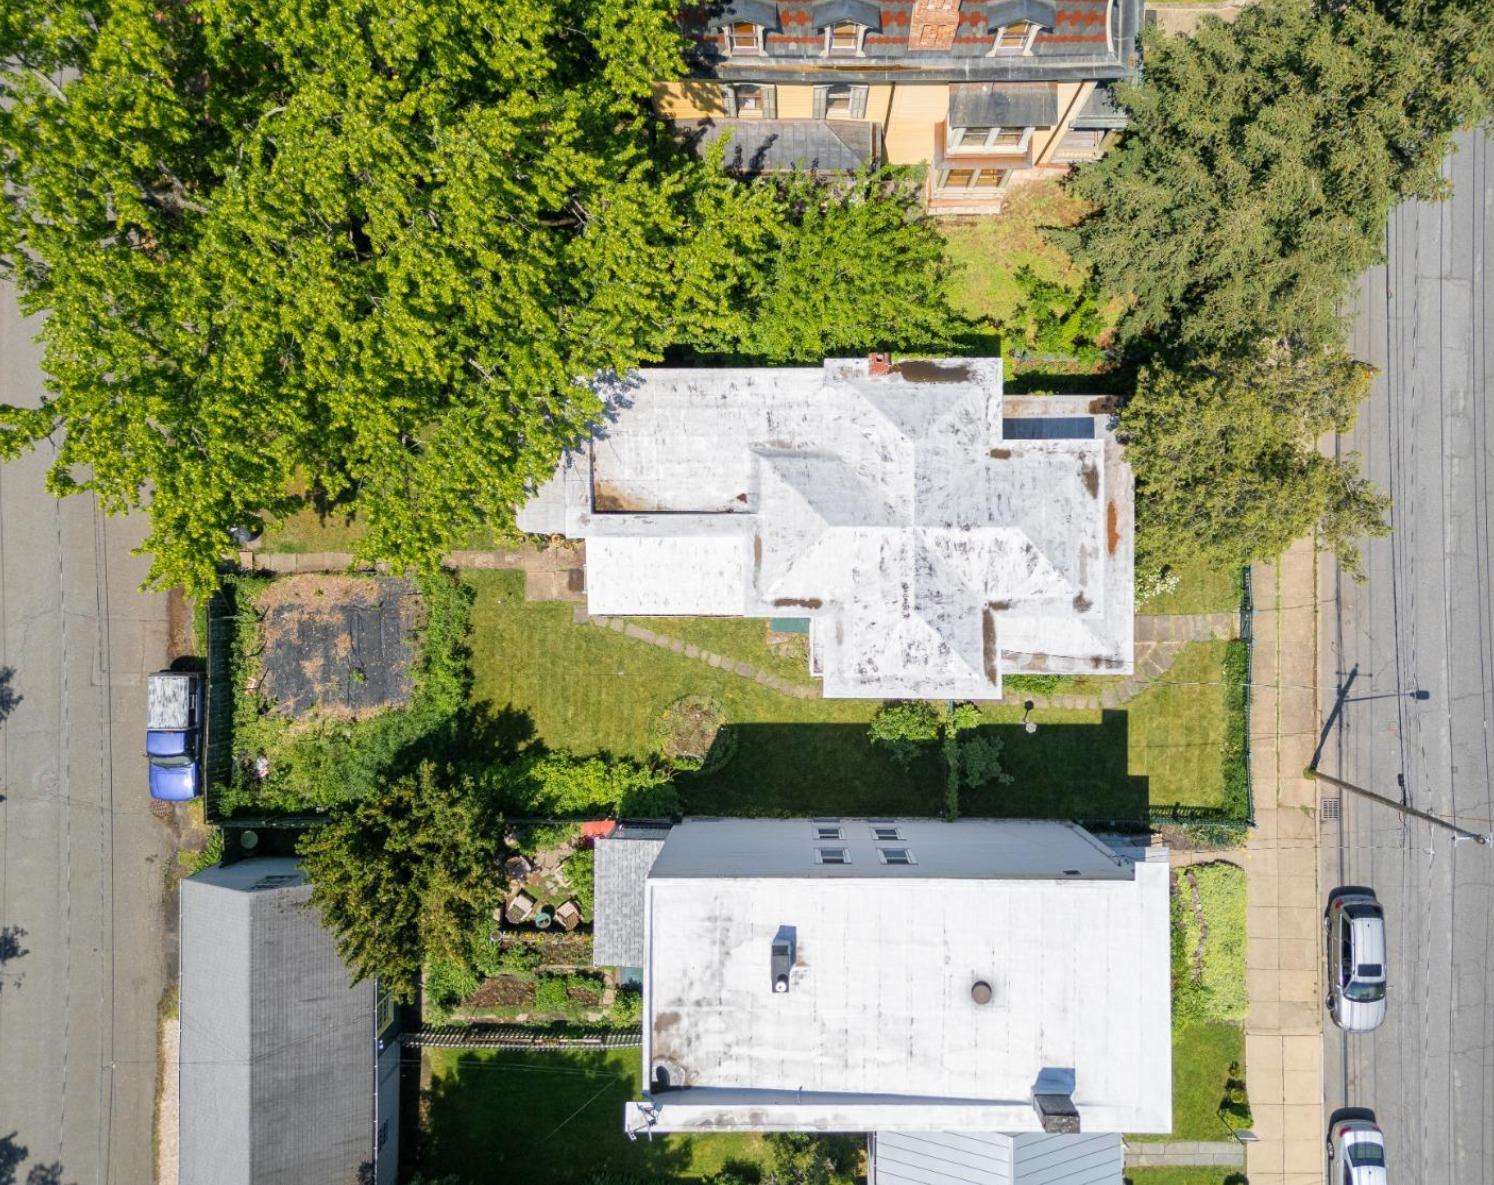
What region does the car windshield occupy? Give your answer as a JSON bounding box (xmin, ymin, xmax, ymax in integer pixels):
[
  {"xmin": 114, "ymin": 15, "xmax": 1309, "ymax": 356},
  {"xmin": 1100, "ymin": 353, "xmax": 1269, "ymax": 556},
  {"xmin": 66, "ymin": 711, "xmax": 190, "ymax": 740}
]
[
  {"xmin": 150, "ymin": 754, "xmax": 194, "ymax": 769},
  {"xmin": 1349, "ymin": 1141, "xmax": 1386, "ymax": 1166},
  {"xmin": 1344, "ymin": 979, "xmax": 1386, "ymax": 1002}
]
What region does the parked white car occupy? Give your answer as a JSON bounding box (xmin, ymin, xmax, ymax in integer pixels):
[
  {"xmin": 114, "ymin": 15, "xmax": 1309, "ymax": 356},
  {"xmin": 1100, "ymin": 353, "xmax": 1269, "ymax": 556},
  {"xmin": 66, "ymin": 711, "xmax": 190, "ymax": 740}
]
[
  {"xmin": 1328, "ymin": 1109, "xmax": 1388, "ymax": 1185},
  {"xmin": 1324, "ymin": 886, "xmax": 1387, "ymax": 1031}
]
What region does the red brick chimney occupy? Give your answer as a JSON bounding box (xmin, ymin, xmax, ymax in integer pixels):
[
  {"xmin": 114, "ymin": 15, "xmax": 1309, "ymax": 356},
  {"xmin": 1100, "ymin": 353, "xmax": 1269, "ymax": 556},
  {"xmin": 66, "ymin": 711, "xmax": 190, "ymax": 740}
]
[
  {"xmin": 909, "ymin": 0, "xmax": 962, "ymax": 50},
  {"xmin": 868, "ymin": 352, "xmax": 892, "ymax": 376}
]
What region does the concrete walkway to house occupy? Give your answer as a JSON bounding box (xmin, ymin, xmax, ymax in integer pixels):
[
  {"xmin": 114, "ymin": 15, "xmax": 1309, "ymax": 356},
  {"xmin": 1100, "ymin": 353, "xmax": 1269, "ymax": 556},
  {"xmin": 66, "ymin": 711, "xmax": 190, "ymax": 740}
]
[
  {"xmin": 1241, "ymin": 536, "xmax": 1324, "ymax": 1185},
  {"xmin": 238, "ymin": 542, "xmax": 587, "ymax": 600},
  {"xmin": 1123, "ymin": 1140, "xmax": 1246, "ymax": 1169}
]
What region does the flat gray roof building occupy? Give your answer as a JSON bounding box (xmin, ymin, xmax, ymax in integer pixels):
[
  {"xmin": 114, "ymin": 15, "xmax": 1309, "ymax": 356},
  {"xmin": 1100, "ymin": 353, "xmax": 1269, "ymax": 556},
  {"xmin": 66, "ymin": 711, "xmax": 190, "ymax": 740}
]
[
  {"xmin": 178, "ymin": 858, "xmax": 398, "ymax": 1185},
  {"xmin": 622, "ymin": 818, "xmax": 1170, "ymax": 1137},
  {"xmin": 518, "ymin": 359, "xmax": 1134, "ymax": 700}
]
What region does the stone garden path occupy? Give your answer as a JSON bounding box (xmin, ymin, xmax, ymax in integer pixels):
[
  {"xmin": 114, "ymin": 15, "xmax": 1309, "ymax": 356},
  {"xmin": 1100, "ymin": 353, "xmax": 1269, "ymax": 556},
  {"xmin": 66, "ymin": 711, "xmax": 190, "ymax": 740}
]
[{"xmin": 1124, "ymin": 1139, "xmax": 1246, "ymax": 1170}]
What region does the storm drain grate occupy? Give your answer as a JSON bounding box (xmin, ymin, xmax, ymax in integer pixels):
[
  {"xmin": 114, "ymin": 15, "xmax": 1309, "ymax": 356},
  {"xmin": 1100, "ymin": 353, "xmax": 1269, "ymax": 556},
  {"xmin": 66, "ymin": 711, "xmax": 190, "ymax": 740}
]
[{"xmin": 1321, "ymin": 797, "xmax": 1341, "ymax": 821}]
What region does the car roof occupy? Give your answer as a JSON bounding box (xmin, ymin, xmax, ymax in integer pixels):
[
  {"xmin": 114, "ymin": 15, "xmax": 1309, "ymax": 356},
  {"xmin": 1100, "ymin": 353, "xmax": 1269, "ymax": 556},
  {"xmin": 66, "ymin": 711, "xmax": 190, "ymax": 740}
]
[{"xmin": 1349, "ymin": 913, "xmax": 1387, "ymax": 966}]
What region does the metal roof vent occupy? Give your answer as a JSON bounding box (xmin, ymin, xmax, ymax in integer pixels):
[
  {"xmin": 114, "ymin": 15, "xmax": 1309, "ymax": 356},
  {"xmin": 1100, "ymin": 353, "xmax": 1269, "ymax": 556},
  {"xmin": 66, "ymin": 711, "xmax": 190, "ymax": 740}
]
[
  {"xmin": 971, "ymin": 980, "xmax": 993, "ymax": 1005},
  {"xmin": 772, "ymin": 925, "xmax": 796, "ymax": 993}
]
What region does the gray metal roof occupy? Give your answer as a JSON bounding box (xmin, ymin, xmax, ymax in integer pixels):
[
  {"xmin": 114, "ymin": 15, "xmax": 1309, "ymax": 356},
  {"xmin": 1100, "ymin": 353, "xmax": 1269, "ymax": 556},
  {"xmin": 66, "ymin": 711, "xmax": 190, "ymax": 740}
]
[
  {"xmin": 179, "ymin": 858, "xmax": 378, "ymax": 1185},
  {"xmin": 593, "ymin": 829, "xmax": 670, "ymax": 966},
  {"xmin": 871, "ymin": 1132, "xmax": 1124, "ymax": 1185},
  {"xmin": 982, "ymin": 0, "xmax": 1060, "ymax": 30},
  {"xmin": 676, "ymin": 118, "xmax": 879, "ymax": 173},
  {"xmin": 1070, "ymin": 82, "xmax": 1128, "ymax": 130},
  {"xmin": 711, "ymin": 0, "xmax": 783, "ymax": 28},
  {"xmin": 811, "ymin": 0, "xmax": 885, "ymax": 30},
  {"xmin": 949, "ymin": 83, "xmax": 1059, "ymax": 129}
]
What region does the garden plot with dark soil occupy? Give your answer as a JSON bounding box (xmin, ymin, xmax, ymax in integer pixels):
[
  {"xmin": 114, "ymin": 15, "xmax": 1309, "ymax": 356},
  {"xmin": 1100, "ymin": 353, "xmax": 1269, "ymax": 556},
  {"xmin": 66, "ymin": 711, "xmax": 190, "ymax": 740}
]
[{"xmin": 257, "ymin": 574, "xmax": 424, "ymax": 720}]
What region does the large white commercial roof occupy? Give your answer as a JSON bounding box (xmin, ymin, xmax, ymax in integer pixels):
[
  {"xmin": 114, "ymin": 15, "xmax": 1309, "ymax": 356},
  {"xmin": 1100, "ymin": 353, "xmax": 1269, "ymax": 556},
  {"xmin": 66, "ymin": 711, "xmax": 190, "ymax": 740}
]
[
  {"xmin": 627, "ymin": 820, "xmax": 1171, "ymax": 1136},
  {"xmin": 518, "ymin": 360, "xmax": 1134, "ymax": 699}
]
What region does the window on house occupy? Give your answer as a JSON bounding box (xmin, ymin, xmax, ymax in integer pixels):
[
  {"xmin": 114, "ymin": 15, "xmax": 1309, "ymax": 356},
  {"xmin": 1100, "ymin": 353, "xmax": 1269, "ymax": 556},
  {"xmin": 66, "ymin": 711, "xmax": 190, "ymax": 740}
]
[
  {"xmin": 825, "ymin": 21, "xmax": 865, "ymax": 55},
  {"xmin": 992, "ymin": 21, "xmax": 1039, "ymax": 53},
  {"xmin": 950, "ymin": 125, "xmax": 1031, "ymax": 151},
  {"xmin": 825, "ymin": 83, "xmax": 856, "ymax": 117},
  {"xmin": 815, "ymin": 825, "xmax": 844, "ymax": 841},
  {"xmin": 878, "ymin": 847, "xmax": 916, "ymax": 865},
  {"xmin": 730, "ymin": 21, "xmax": 763, "ymax": 55},
  {"xmin": 936, "ymin": 167, "xmax": 1011, "ymax": 193},
  {"xmin": 735, "ymin": 83, "xmax": 768, "ymax": 117},
  {"xmin": 872, "ymin": 826, "xmax": 902, "ymax": 842},
  {"xmin": 815, "ymin": 847, "xmax": 851, "ymax": 864}
]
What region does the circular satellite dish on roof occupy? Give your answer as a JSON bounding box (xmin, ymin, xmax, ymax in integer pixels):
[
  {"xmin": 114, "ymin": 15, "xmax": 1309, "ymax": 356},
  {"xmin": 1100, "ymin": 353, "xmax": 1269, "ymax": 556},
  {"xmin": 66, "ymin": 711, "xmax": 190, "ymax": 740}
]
[{"xmin": 971, "ymin": 980, "xmax": 993, "ymax": 1005}]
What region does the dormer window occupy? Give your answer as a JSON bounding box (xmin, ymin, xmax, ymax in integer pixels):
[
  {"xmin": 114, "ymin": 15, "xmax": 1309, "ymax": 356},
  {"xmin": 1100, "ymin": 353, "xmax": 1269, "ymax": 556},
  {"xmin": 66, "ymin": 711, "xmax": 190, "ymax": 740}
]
[
  {"xmin": 825, "ymin": 21, "xmax": 867, "ymax": 56},
  {"xmin": 730, "ymin": 21, "xmax": 764, "ymax": 55},
  {"xmin": 992, "ymin": 20, "xmax": 1039, "ymax": 53}
]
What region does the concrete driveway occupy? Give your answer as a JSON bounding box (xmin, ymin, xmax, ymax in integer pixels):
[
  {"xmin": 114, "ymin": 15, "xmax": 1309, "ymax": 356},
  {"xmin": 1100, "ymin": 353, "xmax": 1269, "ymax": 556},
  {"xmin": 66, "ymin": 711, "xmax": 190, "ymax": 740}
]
[
  {"xmin": 1321, "ymin": 126, "xmax": 1494, "ymax": 1185},
  {"xmin": 0, "ymin": 283, "xmax": 175, "ymax": 1183}
]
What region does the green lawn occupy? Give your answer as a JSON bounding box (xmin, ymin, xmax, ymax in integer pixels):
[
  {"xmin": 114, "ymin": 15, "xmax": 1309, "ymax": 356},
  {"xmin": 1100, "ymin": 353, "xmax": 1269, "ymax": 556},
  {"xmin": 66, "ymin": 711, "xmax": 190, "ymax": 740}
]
[
  {"xmin": 1167, "ymin": 1021, "xmax": 1246, "ymax": 1141},
  {"xmin": 420, "ymin": 1049, "xmax": 853, "ymax": 1185},
  {"xmin": 466, "ymin": 571, "xmax": 1238, "ymax": 820},
  {"xmin": 939, "ymin": 181, "xmax": 1091, "ymax": 326},
  {"xmin": 1141, "ymin": 559, "xmax": 1243, "ymax": 617},
  {"xmin": 1125, "ymin": 641, "xmax": 1231, "ymax": 809}
]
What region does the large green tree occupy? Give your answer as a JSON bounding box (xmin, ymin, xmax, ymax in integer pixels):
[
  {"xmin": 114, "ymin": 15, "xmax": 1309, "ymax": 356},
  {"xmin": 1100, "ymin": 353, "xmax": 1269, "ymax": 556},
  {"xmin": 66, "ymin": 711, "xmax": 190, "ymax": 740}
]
[
  {"xmin": 1067, "ymin": 0, "xmax": 1493, "ymax": 352},
  {"xmin": 1126, "ymin": 349, "xmax": 1389, "ymax": 576},
  {"xmin": 298, "ymin": 762, "xmax": 502, "ymax": 1001},
  {"xmin": 0, "ymin": 0, "xmax": 773, "ymax": 594}
]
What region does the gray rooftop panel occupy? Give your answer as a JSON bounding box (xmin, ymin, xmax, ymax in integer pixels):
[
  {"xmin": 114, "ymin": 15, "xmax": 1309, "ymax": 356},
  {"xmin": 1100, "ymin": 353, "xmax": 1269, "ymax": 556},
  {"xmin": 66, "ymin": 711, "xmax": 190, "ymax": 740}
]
[
  {"xmin": 870, "ymin": 1132, "xmax": 1124, "ymax": 1185},
  {"xmin": 1070, "ymin": 82, "xmax": 1129, "ymax": 130},
  {"xmin": 676, "ymin": 118, "xmax": 878, "ymax": 173},
  {"xmin": 948, "ymin": 83, "xmax": 1059, "ymax": 129},
  {"xmin": 180, "ymin": 858, "xmax": 376, "ymax": 1185},
  {"xmin": 593, "ymin": 832, "xmax": 670, "ymax": 966}
]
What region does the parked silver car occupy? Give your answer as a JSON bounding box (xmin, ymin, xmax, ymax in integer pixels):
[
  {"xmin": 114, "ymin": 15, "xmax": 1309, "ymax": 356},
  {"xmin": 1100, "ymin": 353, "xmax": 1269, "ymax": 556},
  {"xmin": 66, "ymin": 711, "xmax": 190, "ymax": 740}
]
[
  {"xmin": 1328, "ymin": 1108, "xmax": 1388, "ymax": 1185},
  {"xmin": 1324, "ymin": 887, "xmax": 1387, "ymax": 1031}
]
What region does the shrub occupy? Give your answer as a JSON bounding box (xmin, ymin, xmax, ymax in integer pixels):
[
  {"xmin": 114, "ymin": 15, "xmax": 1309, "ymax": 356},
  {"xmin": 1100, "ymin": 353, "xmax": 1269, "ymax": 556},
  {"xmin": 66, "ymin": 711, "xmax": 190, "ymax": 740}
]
[
  {"xmin": 491, "ymin": 752, "xmax": 678, "ymax": 818},
  {"xmin": 611, "ymin": 986, "xmax": 643, "ymax": 1027},
  {"xmin": 564, "ymin": 849, "xmax": 596, "ymax": 917},
  {"xmin": 1171, "ymin": 862, "xmax": 1247, "ymax": 1027},
  {"xmin": 1221, "ymin": 639, "xmax": 1250, "ymax": 819},
  {"xmin": 652, "ymin": 695, "xmax": 735, "ymax": 774},
  {"xmin": 426, "ymin": 959, "xmax": 479, "ymax": 1018},
  {"xmin": 534, "ymin": 975, "xmax": 569, "ymax": 1013},
  {"xmin": 868, "ymin": 701, "xmax": 941, "ymax": 767}
]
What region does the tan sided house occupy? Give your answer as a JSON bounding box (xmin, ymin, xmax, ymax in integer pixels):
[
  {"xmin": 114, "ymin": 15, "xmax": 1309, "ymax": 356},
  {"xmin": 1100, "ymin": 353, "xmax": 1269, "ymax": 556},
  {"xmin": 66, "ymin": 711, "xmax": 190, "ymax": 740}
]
[{"xmin": 655, "ymin": 0, "xmax": 1141, "ymax": 211}]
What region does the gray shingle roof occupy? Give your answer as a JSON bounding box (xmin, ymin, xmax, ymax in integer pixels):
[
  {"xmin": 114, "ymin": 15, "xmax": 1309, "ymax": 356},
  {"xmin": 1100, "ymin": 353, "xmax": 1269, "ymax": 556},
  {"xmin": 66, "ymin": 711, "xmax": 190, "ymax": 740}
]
[
  {"xmin": 871, "ymin": 1132, "xmax": 1124, "ymax": 1185},
  {"xmin": 948, "ymin": 82, "xmax": 1059, "ymax": 129},
  {"xmin": 676, "ymin": 118, "xmax": 879, "ymax": 173},
  {"xmin": 593, "ymin": 829, "xmax": 670, "ymax": 967},
  {"xmin": 179, "ymin": 858, "xmax": 377, "ymax": 1185}
]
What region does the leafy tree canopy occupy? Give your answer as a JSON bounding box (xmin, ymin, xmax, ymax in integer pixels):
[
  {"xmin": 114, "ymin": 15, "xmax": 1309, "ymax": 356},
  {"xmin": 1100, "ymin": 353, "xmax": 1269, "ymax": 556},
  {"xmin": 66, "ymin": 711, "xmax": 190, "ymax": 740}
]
[
  {"xmin": 1067, "ymin": 0, "xmax": 1494, "ymax": 353},
  {"xmin": 298, "ymin": 762, "xmax": 503, "ymax": 1001},
  {"xmin": 1126, "ymin": 348, "xmax": 1389, "ymax": 575},
  {"xmin": 0, "ymin": 0, "xmax": 774, "ymax": 594}
]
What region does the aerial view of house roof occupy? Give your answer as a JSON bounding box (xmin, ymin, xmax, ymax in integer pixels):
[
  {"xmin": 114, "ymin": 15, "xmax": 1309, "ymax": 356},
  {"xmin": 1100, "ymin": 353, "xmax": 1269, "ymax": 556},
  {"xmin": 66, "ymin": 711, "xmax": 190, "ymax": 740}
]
[
  {"xmin": 178, "ymin": 858, "xmax": 398, "ymax": 1185},
  {"xmin": 519, "ymin": 358, "xmax": 1134, "ymax": 699},
  {"xmin": 619, "ymin": 818, "xmax": 1171, "ymax": 1137}
]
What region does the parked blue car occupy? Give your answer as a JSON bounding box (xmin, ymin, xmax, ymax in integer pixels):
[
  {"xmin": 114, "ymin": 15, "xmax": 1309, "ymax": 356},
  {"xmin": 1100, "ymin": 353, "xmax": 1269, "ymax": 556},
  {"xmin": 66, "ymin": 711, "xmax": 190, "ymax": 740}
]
[{"xmin": 147, "ymin": 671, "xmax": 204, "ymax": 801}]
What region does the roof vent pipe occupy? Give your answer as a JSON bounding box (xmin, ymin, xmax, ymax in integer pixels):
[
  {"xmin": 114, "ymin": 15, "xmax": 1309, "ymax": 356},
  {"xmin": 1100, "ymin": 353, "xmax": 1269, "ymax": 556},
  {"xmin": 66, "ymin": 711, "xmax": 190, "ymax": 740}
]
[{"xmin": 868, "ymin": 352, "xmax": 892, "ymax": 376}]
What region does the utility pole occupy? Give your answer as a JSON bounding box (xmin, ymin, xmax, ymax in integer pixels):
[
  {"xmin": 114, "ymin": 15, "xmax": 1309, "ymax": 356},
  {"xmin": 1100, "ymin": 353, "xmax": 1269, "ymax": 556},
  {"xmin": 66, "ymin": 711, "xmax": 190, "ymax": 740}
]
[{"xmin": 1306, "ymin": 767, "xmax": 1489, "ymax": 845}]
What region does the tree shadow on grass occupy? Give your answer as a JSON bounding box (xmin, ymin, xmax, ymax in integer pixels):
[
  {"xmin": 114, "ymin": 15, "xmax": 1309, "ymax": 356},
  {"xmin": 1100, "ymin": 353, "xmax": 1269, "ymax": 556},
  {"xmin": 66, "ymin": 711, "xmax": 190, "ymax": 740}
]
[
  {"xmin": 683, "ymin": 712, "xmax": 1149, "ymax": 824},
  {"xmin": 417, "ymin": 1049, "xmax": 694, "ymax": 1185}
]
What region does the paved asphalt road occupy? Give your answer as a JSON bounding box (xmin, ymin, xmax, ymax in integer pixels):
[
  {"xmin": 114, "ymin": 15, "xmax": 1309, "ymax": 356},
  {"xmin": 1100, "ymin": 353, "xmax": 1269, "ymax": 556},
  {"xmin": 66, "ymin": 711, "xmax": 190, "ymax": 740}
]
[
  {"xmin": 0, "ymin": 285, "xmax": 174, "ymax": 1181},
  {"xmin": 1322, "ymin": 127, "xmax": 1494, "ymax": 1185}
]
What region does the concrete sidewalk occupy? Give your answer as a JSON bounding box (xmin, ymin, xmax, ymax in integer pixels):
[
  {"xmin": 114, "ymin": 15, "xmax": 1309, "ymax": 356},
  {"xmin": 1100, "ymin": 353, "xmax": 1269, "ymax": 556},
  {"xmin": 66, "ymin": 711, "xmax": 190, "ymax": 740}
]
[{"xmin": 1243, "ymin": 537, "xmax": 1324, "ymax": 1185}]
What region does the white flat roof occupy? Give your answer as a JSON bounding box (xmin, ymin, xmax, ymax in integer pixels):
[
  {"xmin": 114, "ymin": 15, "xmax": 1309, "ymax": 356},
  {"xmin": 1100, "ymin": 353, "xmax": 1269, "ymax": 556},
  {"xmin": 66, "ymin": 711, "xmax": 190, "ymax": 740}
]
[
  {"xmin": 631, "ymin": 822, "xmax": 1171, "ymax": 1135},
  {"xmin": 518, "ymin": 362, "xmax": 1134, "ymax": 699}
]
